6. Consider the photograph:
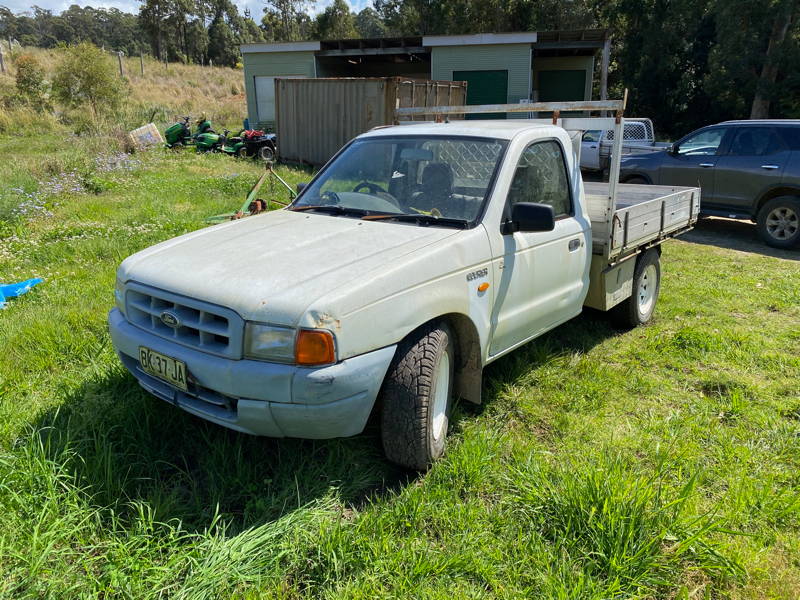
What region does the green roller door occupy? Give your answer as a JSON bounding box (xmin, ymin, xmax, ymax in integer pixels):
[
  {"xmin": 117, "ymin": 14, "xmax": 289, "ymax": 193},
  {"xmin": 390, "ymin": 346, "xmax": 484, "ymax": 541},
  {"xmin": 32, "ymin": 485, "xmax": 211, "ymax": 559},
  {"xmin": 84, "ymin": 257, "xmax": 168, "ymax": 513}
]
[
  {"xmin": 537, "ymin": 70, "xmax": 586, "ymax": 117},
  {"xmin": 453, "ymin": 70, "xmax": 508, "ymax": 120}
]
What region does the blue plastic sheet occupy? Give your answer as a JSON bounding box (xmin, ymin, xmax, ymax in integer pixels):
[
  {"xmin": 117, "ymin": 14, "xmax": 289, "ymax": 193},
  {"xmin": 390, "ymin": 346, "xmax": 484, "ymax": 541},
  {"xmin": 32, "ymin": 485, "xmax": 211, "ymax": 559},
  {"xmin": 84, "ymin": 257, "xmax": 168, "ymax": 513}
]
[{"xmin": 0, "ymin": 278, "xmax": 42, "ymax": 309}]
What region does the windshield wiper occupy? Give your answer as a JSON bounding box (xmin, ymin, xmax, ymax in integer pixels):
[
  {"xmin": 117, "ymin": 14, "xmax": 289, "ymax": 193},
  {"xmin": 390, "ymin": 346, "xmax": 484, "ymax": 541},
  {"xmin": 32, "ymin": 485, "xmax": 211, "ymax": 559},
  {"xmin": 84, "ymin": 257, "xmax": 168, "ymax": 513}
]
[
  {"xmin": 362, "ymin": 213, "xmax": 469, "ymax": 228},
  {"xmin": 291, "ymin": 205, "xmax": 369, "ymax": 217}
]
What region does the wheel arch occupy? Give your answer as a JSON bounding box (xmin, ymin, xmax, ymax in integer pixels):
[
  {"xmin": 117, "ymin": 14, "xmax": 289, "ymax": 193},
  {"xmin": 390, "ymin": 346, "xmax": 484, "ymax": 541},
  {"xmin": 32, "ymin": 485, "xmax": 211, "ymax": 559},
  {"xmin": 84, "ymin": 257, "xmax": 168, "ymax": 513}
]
[
  {"xmin": 754, "ymin": 185, "xmax": 800, "ymax": 218},
  {"xmin": 412, "ymin": 313, "xmax": 483, "ymax": 405},
  {"xmin": 621, "ymin": 172, "xmax": 653, "ymax": 184}
]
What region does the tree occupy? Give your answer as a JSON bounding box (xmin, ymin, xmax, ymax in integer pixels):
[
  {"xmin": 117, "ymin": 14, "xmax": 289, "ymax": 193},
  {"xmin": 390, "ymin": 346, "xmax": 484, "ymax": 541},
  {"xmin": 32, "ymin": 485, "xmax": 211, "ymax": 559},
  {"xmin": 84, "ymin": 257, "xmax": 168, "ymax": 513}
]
[
  {"xmin": 260, "ymin": 0, "xmax": 314, "ymax": 41},
  {"xmin": 51, "ymin": 42, "xmax": 125, "ymax": 116},
  {"xmin": 14, "ymin": 53, "xmax": 48, "ymax": 110},
  {"xmin": 751, "ymin": 0, "xmax": 796, "ymax": 118},
  {"xmin": 354, "ymin": 7, "xmax": 386, "ymax": 38},
  {"xmin": 207, "ymin": 13, "xmax": 238, "ymax": 66},
  {"xmin": 312, "ymin": 0, "xmax": 356, "ymax": 39}
]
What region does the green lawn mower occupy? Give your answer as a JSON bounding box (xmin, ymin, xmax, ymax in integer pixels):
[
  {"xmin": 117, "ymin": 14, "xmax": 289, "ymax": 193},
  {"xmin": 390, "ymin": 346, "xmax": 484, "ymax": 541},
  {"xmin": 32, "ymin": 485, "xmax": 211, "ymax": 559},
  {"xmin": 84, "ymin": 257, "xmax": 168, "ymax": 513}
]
[{"xmin": 164, "ymin": 113, "xmax": 277, "ymax": 160}]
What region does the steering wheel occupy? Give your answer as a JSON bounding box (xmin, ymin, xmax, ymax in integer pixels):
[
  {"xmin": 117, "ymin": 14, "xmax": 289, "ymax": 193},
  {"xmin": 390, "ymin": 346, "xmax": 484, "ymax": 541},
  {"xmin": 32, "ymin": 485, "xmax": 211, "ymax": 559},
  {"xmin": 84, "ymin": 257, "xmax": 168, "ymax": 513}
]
[
  {"xmin": 353, "ymin": 182, "xmax": 387, "ymax": 195},
  {"xmin": 352, "ymin": 181, "xmax": 401, "ymax": 209},
  {"xmin": 320, "ymin": 190, "xmax": 340, "ymax": 205}
]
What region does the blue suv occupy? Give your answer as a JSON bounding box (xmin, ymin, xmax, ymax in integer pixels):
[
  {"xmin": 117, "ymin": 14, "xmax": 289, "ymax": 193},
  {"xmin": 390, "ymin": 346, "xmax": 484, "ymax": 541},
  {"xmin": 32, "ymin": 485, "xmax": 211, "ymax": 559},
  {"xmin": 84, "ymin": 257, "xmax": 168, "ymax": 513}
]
[{"xmin": 618, "ymin": 120, "xmax": 800, "ymax": 249}]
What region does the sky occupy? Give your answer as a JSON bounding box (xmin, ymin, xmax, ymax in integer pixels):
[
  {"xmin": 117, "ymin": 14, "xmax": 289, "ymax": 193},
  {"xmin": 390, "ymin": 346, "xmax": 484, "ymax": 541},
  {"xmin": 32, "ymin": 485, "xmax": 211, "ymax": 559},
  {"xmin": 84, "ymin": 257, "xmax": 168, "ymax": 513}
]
[{"xmin": 1, "ymin": 0, "xmax": 374, "ymax": 20}]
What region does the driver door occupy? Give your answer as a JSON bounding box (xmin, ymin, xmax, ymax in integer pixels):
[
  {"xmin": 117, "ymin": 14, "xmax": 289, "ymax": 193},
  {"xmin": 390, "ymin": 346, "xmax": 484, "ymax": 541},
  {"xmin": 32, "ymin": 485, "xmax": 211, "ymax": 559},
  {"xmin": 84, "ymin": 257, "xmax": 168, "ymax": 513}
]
[
  {"xmin": 489, "ymin": 139, "xmax": 590, "ymax": 356},
  {"xmin": 659, "ymin": 127, "xmax": 731, "ymax": 204}
]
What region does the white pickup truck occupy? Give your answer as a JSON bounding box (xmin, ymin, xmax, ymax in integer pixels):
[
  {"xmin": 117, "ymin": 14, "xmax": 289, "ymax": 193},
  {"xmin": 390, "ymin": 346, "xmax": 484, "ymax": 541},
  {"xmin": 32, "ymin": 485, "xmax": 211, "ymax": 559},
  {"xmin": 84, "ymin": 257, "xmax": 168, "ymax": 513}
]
[
  {"xmin": 580, "ymin": 118, "xmax": 672, "ymax": 171},
  {"xmin": 109, "ymin": 101, "xmax": 700, "ymax": 469}
]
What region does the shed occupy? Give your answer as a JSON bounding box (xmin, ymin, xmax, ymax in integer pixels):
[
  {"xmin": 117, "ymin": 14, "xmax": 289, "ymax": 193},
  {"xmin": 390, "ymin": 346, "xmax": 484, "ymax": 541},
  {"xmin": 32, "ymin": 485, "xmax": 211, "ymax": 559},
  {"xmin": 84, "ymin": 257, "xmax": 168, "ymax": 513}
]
[{"xmin": 241, "ymin": 29, "xmax": 612, "ymax": 129}]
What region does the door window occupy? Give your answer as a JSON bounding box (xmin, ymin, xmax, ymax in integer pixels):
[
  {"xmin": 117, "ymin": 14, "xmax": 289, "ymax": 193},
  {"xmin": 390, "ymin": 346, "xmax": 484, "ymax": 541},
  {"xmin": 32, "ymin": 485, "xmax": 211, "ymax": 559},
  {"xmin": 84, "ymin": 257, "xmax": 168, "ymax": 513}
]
[
  {"xmin": 507, "ymin": 140, "xmax": 572, "ymax": 218},
  {"xmin": 675, "ymin": 128, "xmax": 727, "ymax": 156},
  {"xmin": 728, "ymin": 128, "xmax": 784, "ymax": 156},
  {"xmin": 582, "ymin": 130, "xmax": 601, "ymax": 142}
]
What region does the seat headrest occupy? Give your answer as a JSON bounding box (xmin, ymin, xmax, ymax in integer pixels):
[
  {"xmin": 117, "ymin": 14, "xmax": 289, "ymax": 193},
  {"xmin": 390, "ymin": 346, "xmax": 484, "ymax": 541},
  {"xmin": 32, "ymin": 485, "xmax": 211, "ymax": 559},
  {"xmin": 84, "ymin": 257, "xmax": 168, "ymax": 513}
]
[{"xmin": 421, "ymin": 163, "xmax": 454, "ymax": 197}]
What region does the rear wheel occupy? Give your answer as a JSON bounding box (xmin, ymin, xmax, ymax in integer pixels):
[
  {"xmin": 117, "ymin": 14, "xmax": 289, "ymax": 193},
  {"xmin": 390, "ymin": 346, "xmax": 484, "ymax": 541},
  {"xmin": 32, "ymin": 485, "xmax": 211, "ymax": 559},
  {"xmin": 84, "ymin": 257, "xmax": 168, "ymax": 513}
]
[
  {"xmin": 380, "ymin": 322, "xmax": 454, "ymax": 470},
  {"xmin": 235, "ymin": 146, "xmax": 247, "ymax": 158},
  {"xmin": 611, "ymin": 249, "xmax": 661, "ymax": 328},
  {"xmin": 757, "ymin": 196, "xmax": 800, "ymax": 249}
]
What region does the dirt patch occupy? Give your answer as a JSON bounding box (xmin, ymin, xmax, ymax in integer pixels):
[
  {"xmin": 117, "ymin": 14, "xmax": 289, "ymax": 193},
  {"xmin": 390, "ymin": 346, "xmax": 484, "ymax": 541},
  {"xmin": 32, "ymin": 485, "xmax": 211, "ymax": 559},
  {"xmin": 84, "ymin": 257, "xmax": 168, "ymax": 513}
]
[{"xmin": 680, "ymin": 217, "xmax": 799, "ymax": 261}]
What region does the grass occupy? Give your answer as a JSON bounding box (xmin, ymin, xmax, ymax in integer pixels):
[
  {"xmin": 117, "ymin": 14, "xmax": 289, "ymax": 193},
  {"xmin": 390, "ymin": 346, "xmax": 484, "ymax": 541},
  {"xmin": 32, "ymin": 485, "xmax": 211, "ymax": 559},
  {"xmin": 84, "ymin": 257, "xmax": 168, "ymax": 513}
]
[
  {"xmin": 0, "ymin": 46, "xmax": 247, "ymax": 135},
  {"xmin": 0, "ymin": 119, "xmax": 799, "ymax": 597}
]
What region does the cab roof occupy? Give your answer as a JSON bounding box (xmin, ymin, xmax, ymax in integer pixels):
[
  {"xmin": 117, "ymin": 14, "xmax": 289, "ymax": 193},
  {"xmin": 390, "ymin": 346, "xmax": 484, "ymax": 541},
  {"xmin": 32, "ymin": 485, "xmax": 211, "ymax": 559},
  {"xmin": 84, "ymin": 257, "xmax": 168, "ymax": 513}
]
[{"xmin": 360, "ymin": 120, "xmax": 556, "ymax": 141}]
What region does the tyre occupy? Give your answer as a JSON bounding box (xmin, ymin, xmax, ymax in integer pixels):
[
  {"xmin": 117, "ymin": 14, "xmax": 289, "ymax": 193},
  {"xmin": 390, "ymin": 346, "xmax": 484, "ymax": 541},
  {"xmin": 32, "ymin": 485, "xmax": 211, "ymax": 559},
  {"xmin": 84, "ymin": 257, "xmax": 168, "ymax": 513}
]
[
  {"xmin": 756, "ymin": 196, "xmax": 800, "ymax": 250},
  {"xmin": 625, "ymin": 176, "xmax": 649, "ymax": 185},
  {"xmin": 611, "ymin": 249, "xmax": 661, "ymax": 328},
  {"xmin": 235, "ymin": 147, "xmax": 247, "ymax": 158},
  {"xmin": 258, "ymin": 145, "xmax": 275, "ymax": 161},
  {"xmin": 380, "ymin": 322, "xmax": 455, "ymax": 470}
]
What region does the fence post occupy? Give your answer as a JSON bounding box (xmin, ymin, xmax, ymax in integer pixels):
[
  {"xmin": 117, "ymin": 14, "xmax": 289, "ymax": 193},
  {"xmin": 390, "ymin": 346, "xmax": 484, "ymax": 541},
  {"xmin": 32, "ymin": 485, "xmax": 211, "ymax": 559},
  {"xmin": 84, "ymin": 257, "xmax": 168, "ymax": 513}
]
[
  {"xmin": 7, "ymin": 36, "xmax": 11, "ymax": 51},
  {"xmin": 118, "ymin": 51, "xmax": 123, "ymax": 77},
  {"xmin": 0, "ymin": 48, "xmax": 5, "ymax": 74},
  {"xmin": 164, "ymin": 53, "xmax": 167, "ymax": 69},
  {"xmin": 209, "ymin": 59, "xmax": 213, "ymax": 68},
  {"xmin": 140, "ymin": 51, "xmax": 144, "ymax": 75}
]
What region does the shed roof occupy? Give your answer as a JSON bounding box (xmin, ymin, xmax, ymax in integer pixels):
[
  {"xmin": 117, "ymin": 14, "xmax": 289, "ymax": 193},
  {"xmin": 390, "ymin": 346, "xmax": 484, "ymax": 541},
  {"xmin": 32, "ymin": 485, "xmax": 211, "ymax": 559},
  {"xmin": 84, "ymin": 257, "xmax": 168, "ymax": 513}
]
[{"xmin": 240, "ymin": 29, "xmax": 612, "ymax": 58}]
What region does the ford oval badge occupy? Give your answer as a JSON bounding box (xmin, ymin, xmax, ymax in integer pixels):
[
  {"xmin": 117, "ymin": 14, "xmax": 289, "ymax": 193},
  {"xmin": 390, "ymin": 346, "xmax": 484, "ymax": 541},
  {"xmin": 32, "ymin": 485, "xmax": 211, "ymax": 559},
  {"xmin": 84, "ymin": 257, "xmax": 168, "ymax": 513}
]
[{"xmin": 160, "ymin": 311, "xmax": 180, "ymax": 328}]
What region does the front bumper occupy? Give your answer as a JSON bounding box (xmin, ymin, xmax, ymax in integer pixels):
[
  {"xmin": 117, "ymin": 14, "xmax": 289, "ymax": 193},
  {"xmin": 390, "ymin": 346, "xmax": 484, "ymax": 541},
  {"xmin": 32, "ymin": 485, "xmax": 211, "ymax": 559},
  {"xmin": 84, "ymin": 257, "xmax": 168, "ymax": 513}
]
[{"xmin": 108, "ymin": 308, "xmax": 396, "ymax": 439}]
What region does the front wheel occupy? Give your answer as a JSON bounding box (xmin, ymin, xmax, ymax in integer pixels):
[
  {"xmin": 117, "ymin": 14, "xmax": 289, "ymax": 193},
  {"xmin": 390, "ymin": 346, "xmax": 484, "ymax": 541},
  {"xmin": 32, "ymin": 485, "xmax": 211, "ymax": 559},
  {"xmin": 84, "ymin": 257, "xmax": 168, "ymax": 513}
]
[
  {"xmin": 611, "ymin": 248, "xmax": 661, "ymax": 328},
  {"xmin": 258, "ymin": 145, "xmax": 275, "ymax": 161},
  {"xmin": 380, "ymin": 322, "xmax": 455, "ymax": 470},
  {"xmin": 625, "ymin": 176, "xmax": 649, "ymax": 185},
  {"xmin": 757, "ymin": 196, "xmax": 800, "ymax": 249}
]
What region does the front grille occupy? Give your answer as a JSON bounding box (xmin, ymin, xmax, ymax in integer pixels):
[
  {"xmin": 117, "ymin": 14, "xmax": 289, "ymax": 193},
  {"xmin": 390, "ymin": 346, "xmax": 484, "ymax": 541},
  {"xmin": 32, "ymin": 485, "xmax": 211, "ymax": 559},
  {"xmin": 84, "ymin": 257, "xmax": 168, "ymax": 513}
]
[{"xmin": 124, "ymin": 282, "xmax": 244, "ymax": 359}]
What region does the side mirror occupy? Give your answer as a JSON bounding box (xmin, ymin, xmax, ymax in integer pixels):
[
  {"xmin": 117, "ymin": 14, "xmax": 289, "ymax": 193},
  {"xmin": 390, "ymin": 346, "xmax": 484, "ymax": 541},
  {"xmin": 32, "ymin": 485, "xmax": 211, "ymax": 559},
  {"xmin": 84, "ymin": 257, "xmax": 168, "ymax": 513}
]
[
  {"xmin": 668, "ymin": 144, "xmax": 677, "ymax": 155},
  {"xmin": 503, "ymin": 202, "xmax": 555, "ymax": 234},
  {"xmin": 296, "ymin": 182, "xmax": 307, "ymax": 194}
]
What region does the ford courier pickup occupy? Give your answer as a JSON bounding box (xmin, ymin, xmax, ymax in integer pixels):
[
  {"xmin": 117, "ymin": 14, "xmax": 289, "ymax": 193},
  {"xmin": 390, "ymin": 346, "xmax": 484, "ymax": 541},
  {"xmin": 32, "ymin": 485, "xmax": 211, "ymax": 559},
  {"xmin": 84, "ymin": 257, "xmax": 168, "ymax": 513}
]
[{"xmin": 109, "ymin": 106, "xmax": 700, "ymax": 469}]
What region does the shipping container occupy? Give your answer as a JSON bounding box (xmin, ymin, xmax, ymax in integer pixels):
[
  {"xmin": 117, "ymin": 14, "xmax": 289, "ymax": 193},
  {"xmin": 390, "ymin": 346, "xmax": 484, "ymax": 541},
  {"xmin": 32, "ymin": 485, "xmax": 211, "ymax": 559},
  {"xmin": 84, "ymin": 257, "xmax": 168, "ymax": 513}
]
[{"xmin": 274, "ymin": 77, "xmax": 468, "ymax": 167}]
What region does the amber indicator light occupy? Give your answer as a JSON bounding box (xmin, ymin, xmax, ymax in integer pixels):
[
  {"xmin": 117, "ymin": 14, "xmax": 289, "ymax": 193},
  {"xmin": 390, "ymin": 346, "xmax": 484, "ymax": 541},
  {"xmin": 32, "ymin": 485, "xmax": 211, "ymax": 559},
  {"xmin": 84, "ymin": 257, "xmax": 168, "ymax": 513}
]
[
  {"xmin": 296, "ymin": 329, "xmax": 336, "ymax": 366},
  {"xmin": 478, "ymin": 283, "xmax": 490, "ymax": 292}
]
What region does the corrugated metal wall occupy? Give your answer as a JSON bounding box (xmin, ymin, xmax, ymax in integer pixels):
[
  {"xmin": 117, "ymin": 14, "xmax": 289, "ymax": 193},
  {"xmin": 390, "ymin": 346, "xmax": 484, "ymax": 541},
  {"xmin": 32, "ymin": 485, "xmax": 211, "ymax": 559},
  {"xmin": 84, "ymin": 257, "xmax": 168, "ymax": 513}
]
[
  {"xmin": 275, "ymin": 78, "xmax": 467, "ymax": 167},
  {"xmin": 431, "ymin": 44, "xmax": 531, "ymax": 119},
  {"xmin": 242, "ymin": 51, "xmax": 316, "ymax": 128}
]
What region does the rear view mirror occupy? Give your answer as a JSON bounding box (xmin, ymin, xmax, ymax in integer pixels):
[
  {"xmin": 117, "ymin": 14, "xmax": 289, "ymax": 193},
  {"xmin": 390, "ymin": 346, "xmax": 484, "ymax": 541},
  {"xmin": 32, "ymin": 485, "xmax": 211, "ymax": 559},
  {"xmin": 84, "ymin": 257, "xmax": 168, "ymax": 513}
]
[
  {"xmin": 503, "ymin": 202, "xmax": 555, "ymax": 234},
  {"xmin": 400, "ymin": 148, "xmax": 434, "ymax": 161},
  {"xmin": 296, "ymin": 182, "xmax": 307, "ymax": 194}
]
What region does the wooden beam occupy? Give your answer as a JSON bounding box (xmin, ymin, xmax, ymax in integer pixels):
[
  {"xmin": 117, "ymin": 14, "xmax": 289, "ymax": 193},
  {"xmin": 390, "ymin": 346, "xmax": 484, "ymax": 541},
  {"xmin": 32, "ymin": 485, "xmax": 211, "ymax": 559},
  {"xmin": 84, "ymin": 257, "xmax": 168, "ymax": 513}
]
[{"xmin": 315, "ymin": 46, "xmax": 430, "ymax": 57}]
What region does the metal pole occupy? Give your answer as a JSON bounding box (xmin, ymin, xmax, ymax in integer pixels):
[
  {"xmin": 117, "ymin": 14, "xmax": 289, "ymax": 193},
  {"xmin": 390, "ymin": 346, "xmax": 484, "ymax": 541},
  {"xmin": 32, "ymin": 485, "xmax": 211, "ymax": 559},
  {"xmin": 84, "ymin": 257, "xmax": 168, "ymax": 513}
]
[
  {"xmin": 600, "ymin": 38, "xmax": 610, "ymax": 118},
  {"xmin": 118, "ymin": 51, "xmax": 123, "ymax": 77},
  {"xmin": 140, "ymin": 50, "xmax": 144, "ymax": 75}
]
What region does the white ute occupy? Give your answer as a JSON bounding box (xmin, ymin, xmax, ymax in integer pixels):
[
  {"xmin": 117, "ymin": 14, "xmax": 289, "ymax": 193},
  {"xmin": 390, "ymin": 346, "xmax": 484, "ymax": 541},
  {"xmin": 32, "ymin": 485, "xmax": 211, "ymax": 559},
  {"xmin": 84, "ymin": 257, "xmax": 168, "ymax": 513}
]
[{"xmin": 109, "ymin": 100, "xmax": 700, "ymax": 469}]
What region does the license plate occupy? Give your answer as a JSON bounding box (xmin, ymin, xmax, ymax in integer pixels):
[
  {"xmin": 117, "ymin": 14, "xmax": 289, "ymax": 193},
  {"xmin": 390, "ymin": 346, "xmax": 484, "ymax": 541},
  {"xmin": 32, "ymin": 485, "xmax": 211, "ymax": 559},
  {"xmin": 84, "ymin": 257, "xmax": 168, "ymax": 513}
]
[{"xmin": 139, "ymin": 346, "xmax": 188, "ymax": 392}]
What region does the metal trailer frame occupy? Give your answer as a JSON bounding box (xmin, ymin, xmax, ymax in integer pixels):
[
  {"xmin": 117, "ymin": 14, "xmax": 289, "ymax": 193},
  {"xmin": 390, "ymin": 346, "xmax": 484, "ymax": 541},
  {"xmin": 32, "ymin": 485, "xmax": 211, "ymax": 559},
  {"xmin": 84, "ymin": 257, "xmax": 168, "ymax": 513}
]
[{"xmin": 395, "ymin": 97, "xmax": 701, "ymax": 310}]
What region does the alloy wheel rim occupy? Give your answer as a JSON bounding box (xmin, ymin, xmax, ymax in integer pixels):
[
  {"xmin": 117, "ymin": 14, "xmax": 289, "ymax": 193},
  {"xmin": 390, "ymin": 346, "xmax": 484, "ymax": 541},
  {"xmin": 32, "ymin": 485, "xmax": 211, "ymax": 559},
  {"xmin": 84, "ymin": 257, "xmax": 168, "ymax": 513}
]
[
  {"xmin": 432, "ymin": 351, "xmax": 450, "ymax": 440},
  {"xmin": 766, "ymin": 207, "xmax": 798, "ymax": 240},
  {"xmin": 638, "ymin": 265, "xmax": 657, "ymax": 314}
]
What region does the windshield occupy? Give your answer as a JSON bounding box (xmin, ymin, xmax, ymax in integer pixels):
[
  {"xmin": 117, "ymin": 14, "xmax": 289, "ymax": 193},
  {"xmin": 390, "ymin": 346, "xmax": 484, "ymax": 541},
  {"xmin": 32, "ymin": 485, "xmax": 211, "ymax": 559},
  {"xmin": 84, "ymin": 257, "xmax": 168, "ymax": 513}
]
[{"xmin": 293, "ymin": 135, "xmax": 508, "ymax": 223}]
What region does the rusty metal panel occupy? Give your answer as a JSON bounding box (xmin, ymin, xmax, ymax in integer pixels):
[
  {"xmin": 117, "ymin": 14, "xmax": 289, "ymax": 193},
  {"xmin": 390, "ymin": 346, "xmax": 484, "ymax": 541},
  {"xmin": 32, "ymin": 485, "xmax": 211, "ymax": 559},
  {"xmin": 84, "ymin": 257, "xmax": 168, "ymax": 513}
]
[{"xmin": 275, "ymin": 77, "xmax": 468, "ymax": 167}]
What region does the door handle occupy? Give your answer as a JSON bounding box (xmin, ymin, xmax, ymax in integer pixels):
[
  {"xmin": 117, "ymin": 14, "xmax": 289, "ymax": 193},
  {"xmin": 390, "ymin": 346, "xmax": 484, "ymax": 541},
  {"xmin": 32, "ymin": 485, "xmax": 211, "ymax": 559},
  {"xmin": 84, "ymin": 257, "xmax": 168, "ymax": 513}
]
[
  {"xmin": 699, "ymin": 163, "xmax": 714, "ymax": 168},
  {"xmin": 761, "ymin": 164, "xmax": 779, "ymax": 170},
  {"xmin": 568, "ymin": 239, "xmax": 581, "ymax": 251},
  {"xmin": 590, "ymin": 145, "xmax": 597, "ymax": 149}
]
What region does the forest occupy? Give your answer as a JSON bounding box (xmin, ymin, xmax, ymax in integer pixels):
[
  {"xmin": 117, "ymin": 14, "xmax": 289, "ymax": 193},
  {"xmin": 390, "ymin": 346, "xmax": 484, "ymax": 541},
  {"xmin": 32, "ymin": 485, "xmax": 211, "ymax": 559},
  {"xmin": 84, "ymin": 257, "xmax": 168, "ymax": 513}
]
[{"xmin": 1, "ymin": 0, "xmax": 799, "ymax": 137}]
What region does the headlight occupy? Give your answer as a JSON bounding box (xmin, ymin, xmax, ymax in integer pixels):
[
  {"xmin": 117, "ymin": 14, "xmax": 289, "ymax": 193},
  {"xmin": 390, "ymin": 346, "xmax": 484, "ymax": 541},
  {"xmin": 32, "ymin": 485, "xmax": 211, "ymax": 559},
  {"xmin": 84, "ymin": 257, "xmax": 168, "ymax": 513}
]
[
  {"xmin": 243, "ymin": 323, "xmax": 296, "ymax": 362},
  {"xmin": 114, "ymin": 278, "xmax": 125, "ymax": 316}
]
